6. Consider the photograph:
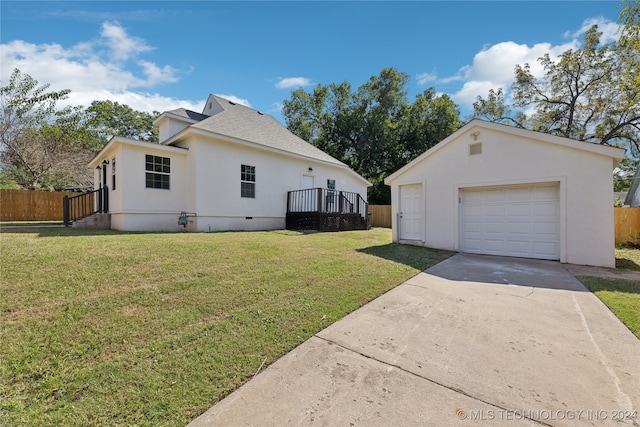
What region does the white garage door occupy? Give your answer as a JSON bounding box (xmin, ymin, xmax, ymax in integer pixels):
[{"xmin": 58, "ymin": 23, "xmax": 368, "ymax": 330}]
[{"xmin": 460, "ymin": 183, "xmax": 560, "ymax": 260}]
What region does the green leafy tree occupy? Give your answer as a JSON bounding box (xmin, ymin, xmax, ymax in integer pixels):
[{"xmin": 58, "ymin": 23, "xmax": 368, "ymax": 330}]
[
  {"xmin": 472, "ymin": 25, "xmax": 639, "ymax": 154},
  {"xmin": 85, "ymin": 100, "xmax": 159, "ymax": 151},
  {"xmin": 619, "ymin": 0, "xmax": 640, "ymax": 91},
  {"xmin": 282, "ymin": 68, "xmax": 461, "ymax": 203},
  {"xmin": 471, "ymin": 88, "xmax": 527, "ymax": 127},
  {"xmin": 0, "ymin": 69, "xmax": 76, "ymax": 190},
  {"xmin": 1, "ymin": 69, "xmax": 162, "ymax": 190},
  {"xmin": 511, "ymin": 25, "xmax": 639, "ymax": 152},
  {"xmin": 614, "ymin": 156, "xmax": 639, "ymax": 192}
]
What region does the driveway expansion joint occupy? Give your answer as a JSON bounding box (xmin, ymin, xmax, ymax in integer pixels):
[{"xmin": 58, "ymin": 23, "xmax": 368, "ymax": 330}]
[{"xmin": 313, "ymin": 334, "xmax": 551, "ymax": 426}]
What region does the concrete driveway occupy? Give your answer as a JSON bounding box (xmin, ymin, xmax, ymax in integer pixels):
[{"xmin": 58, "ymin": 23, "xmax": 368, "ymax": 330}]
[{"xmin": 189, "ymin": 254, "xmax": 640, "ymax": 426}]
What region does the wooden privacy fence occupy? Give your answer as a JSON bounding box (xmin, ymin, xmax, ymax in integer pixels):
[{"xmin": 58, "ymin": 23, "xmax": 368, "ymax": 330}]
[
  {"xmin": 0, "ymin": 189, "xmax": 93, "ymax": 222},
  {"xmin": 369, "ymin": 205, "xmax": 392, "ymax": 228},
  {"xmin": 614, "ymin": 207, "xmax": 640, "ymax": 245}
]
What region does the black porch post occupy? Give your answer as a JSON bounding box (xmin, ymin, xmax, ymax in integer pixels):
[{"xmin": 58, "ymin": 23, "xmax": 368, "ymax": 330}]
[{"xmin": 102, "ymin": 160, "xmax": 109, "ymax": 213}]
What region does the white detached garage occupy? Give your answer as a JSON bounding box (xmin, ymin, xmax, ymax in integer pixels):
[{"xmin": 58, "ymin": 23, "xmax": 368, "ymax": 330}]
[{"xmin": 384, "ymin": 120, "xmax": 625, "ymax": 268}]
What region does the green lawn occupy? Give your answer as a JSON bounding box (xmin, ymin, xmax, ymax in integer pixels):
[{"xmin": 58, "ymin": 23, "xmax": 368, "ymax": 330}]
[
  {"xmin": 616, "ymin": 246, "xmax": 640, "ymax": 271},
  {"xmin": 579, "ymin": 276, "xmax": 640, "ymax": 339},
  {"xmin": 579, "ymin": 247, "xmax": 640, "ymax": 339},
  {"xmin": 0, "ymin": 227, "xmax": 452, "ymax": 427}
]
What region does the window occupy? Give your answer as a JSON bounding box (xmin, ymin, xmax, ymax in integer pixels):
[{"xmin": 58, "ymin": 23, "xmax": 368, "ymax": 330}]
[
  {"xmin": 111, "ymin": 157, "xmax": 116, "ymax": 190},
  {"xmin": 241, "ymin": 164, "xmax": 256, "ymax": 198},
  {"xmin": 145, "ymin": 155, "xmax": 170, "ymax": 189}
]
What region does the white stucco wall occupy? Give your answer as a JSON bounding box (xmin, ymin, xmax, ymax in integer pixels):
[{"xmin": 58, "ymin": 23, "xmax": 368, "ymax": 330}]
[
  {"xmin": 385, "ymin": 122, "xmax": 623, "ymax": 268},
  {"xmin": 156, "ymin": 115, "xmax": 192, "ymax": 143},
  {"xmin": 92, "ymin": 140, "xmax": 190, "ymax": 232},
  {"xmin": 178, "ymin": 135, "xmax": 369, "ymax": 232},
  {"xmin": 91, "ymin": 134, "xmax": 369, "ymax": 233}
]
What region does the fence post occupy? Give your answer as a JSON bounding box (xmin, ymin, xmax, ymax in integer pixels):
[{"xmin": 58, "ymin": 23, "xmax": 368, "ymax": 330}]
[
  {"xmin": 63, "ymin": 196, "xmax": 70, "ymax": 227},
  {"xmin": 317, "ymin": 188, "xmax": 322, "ymax": 213}
]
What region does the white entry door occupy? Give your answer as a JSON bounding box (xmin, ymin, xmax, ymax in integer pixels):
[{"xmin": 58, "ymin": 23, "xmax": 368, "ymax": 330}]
[
  {"xmin": 399, "ymin": 184, "xmax": 423, "ymax": 240},
  {"xmin": 460, "ymin": 183, "xmax": 560, "ymax": 260},
  {"xmin": 300, "ymin": 175, "xmax": 315, "ymax": 211}
]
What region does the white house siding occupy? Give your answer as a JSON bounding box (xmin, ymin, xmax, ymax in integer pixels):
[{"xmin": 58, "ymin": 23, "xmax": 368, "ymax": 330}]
[
  {"xmin": 385, "ymin": 121, "xmax": 623, "ymax": 268},
  {"xmin": 180, "ymin": 135, "xmax": 368, "ymax": 232},
  {"xmin": 92, "ymin": 139, "xmax": 190, "ymax": 232}
]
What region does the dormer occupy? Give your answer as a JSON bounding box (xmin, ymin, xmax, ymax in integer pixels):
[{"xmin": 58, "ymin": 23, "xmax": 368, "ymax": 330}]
[
  {"xmin": 202, "ymin": 94, "xmax": 225, "ymax": 116},
  {"xmin": 153, "ymin": 108, "xmax": 210, "ymax": 143}
]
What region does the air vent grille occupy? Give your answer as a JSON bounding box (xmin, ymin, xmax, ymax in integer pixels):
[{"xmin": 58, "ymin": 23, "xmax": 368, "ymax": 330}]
[{"xmin": 469, "ymin": 142, "xmax": 482, "ymax": 155}]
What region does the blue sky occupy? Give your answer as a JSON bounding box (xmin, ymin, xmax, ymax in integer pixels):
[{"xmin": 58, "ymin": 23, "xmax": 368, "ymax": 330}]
[{"xmin": 1, "ymin": 1, "xmax": 623, "ymax": 124}]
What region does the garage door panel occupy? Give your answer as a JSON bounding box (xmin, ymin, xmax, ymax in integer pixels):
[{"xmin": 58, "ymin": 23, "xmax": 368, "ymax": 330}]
[
  {"xmin": 506, "ymin": 203, "xmax": 531, "ymax": 216},
  {"xmin": 506, "ymin": 240, "xmax": 531, "ymax": 255},
  {"xmin": 533, "ymin": 221, "xmax": 557, "ymax": 235},
  {"xmin": 533, "ymin": 242, "xmax": 558, "ymax": 257},
  {"xmin": 534, "ymin": 202, "xmax": 558, "ymax": 217},
  {"xmin": 507, "ymin": 187, "xmax": 531, "ymax": 201},
  {"xmin": 485, "ymin": 239, "xmax": 506, "ymax": 253},
  {"xmin": 463, "ymin": 238, "xmax": 483, "ymax": 251},
  {"xmin": 507, "ymin": 220, "xmax": 530, "ymax": 231},
  {"xmin": 484, "ymin": 189, "xmax": 507, "ymax": 202},
  {"xmin": 483, "ymin": 204, "xmax": 505, "ymax": 216},
  {"xmin": 460, "ymin": 183, "xmax": 560, "ymax": 260},
  {"xmin": 485, "ymin": 221, "xmax": 505, "ymax": 233},
  {"xmin": 463, "ymin": 205, "xmax": 483, "ymax": 217},
  {"xmin": 534, "ymin": 185, "xmax": 559, "ymax": 199}
]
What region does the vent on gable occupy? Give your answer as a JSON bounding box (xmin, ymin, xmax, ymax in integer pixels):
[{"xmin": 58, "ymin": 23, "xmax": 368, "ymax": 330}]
[{"xmin": 469, "ymin": 142, "xmax": 482, "ymax": 155}]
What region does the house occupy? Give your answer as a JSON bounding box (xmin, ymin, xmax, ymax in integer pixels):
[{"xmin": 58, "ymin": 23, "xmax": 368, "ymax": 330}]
[
  {"xmin": 384, "ymin": 119, "xmax": 625, "ymax": 268},
  {"xmin": 79, "ymin": 94, "xmax": 370, "ymax": 232}
]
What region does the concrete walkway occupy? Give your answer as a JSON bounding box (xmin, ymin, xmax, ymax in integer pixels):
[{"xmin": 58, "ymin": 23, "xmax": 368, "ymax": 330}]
[{"xmin": 189, "ymin": 254, "xmax": 640, "ymax": 426}]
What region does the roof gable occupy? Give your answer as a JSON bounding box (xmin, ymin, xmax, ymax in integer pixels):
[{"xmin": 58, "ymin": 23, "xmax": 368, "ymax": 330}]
[
  {"xmin": 167, "ymin": 94, "xmax": 346, "ymax": 167},
  {"xmin": 385, "ymin": 119, "xmax": 626, "ymax": 184}
]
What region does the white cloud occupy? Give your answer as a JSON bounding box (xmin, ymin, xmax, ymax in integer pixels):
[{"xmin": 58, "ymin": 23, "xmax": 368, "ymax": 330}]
[
  {"xmin": 0, "ymin": 22, "xmax": 183, "ymax": 113},
  {"xmin": 450, "ymin": 39, "xmax": 581, "ymax": 108},
  {"xmin": 419, "ymin": 17, "xmax": 620, "ymax": 114},
  {"xmin": 99, "ymin": 21, "xmax": 153, "ymax": 62},
  {"xmin": 416, "ymin": 72, "xmax": 438, "ymax": 85},
  {"xmin": 214, "ymin": 94, "xmax": 252, "ymax": 107},
  {"xmin": 564, "ymin": 17, "xmax": 620, "ymax": 45},
  {"xmin": 275, "ymin": 77, "xmax": 313, "ymax": 89}
]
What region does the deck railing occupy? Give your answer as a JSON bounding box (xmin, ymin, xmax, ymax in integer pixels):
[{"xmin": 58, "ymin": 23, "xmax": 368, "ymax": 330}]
[
  {"xmin": 63, "ymin": 187, "xmax": 108, "ymax": 227},
  {"xmin": 287, "ymin": 188, "xmax": 368, "ymax": 219},
  {"xmin": 287, "ymin": 188, "xmax": 367, "ymax": 219}
]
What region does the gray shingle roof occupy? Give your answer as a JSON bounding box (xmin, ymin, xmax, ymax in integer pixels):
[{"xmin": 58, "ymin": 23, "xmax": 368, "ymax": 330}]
[
  {"xmin": 177, "ymin": 95, "xmax": 346, "ymax": 167},
  {"xmin": 165, "ymin": 108, "xmax": 210, "ymax": 122}
]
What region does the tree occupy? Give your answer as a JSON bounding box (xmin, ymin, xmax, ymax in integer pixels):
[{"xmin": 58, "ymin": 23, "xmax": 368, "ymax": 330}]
[
  {"xmin": 0, "ymin": 69, "xmax": 75, "ymax": 190},
  {"xmin": 84, "ymin": 100, "xmax": 159, "ymax": 150},
  {"xmin": 614, "ymin": 156, "xmax": 639, "ymax": 192},
  {"xmin": 282, "ymin": 68, "xmax": 461, "ymax": 203},
  {"xmin": 471, "ymin": 88, "xmax": 527, "ymax": 127},
  {"xmin": 1, "ymin": 69, "xmax": 162, "ymax": 190},
  {"xmin": 511, "ymin": 26, "xmax": 639, "ymax": 153},
  {"xmin": 471, "ymin": 24, "xmax": 639, "ymax": 157},
  {"xmin": 618, "ymin": 0, "xmax": 640, "ymax": 134}
]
